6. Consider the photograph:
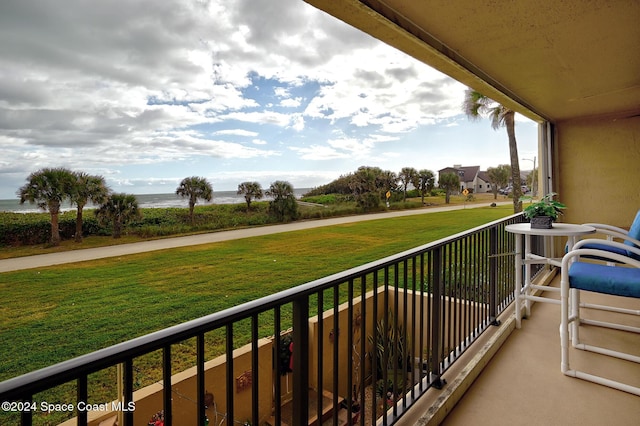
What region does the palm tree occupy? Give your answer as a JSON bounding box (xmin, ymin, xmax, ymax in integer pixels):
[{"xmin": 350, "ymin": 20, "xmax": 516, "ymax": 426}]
[
  {"xmin": 70, "ymin": 172, "xmax": 111, "ymax": 242},
  {"xmin": 398, "ymin": 167, "xmax": 417, "ymax": 201},
  {"xmin": 237, "ymin": 181, "xmax": 264, "ymax": 212},
  {"xmin": 486, "ymin": 165, "xmax": 510, "ymax": 200},
  {"xmin": 176, "ymin": 176, "xmax": 213, "ymax": 224},
  {"xmin": 378, "ymin": 170, "xmax": 398, "ymax": 200},
  {"xmin": 438, "ymin": 172, "xmax": 460, "ymax": 204},
  {"xmin": 18, "ymin": 167, "xmax": 75, "ymax": 246},
  {"xmin": 463, "ymin": 89, "xmax": 523, "ymax": 212},
  {"xmin": 417, "ymin": 169, "xmax": 435, "ymax": 204},
  {"xmin": 266, "ymin": 180, "xmax": 298, "ymax": 222},
  {"xmin": 95, "ymin": 193, "xmax": 141, "ymax": 238},
  {"xmin": 348, "ymin": 166, "xmax": 383, "ymax": 211}
]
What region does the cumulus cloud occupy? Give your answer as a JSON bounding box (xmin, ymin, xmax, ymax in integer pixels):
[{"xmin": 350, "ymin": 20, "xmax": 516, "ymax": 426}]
[
  {"xmin": 0, "ymin": 0, "xmax": 474, "ymax": 197},
  {"xmin": 290, "ymin": 145, "xmax": 350, "ymax": 161},
  {"xmin": 214, "ymin": 129, "xmax": 259, "ymax": 137}
]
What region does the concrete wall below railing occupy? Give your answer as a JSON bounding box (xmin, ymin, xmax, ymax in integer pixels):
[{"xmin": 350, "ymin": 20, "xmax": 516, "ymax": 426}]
[
  {"xmin": 308, "ymin": 286, "xmax": 388, "ymax": 400},
  {"xmin": 65, "ymin": 338, "xmax": 274, "ymax": 426}
]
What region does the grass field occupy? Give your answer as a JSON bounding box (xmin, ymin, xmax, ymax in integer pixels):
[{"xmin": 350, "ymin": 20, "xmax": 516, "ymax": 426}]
[{"xmin": 0, "ymin": 204, "xmax": 512, "ymax": 381}]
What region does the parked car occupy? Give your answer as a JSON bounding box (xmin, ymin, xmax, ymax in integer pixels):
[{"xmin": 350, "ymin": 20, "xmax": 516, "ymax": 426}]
[{"xmin": 499, "ymin": 185, "xmax": 529, "ymax": 195}]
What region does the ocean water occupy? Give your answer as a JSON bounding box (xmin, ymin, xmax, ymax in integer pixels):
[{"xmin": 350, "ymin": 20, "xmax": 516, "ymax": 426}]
[{"xmin": 0, "ymin": 189, "xmax": 311, "ymax": 213}]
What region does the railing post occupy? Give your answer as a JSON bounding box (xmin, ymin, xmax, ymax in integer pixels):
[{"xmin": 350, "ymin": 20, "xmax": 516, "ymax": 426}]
[
  {"xmin": 123, "ymin": 360, "xmax": 134, "ymax": 426},
  {"xmin": 430, "ymin": 247, "xmax": 445, "ymax": 389},
  {"xmin": 347, "ymin": 279, "xmax": 354, "ymax": 421},
  {"xmin": 489, "ymin": 226, "xmax": 501, "ymax": 326},
  {"xmin": 225, "ymin": 325, "xmax": 235, "ymax": 424},
  {"xmin": 197, "ymin": 334, "xmax": 205, "ymax": 426},
  {"xmin": 21, "ymin": 396, "xmax": 33, "ymax": 426},
  {"xmin": 292, "ymin": 296, "xmax": 309, "ymax": 424},
  {"xmin": 163, "ymin": 345, "xmax": 172, "ymax": 426},
  {"xmin": 251, "ymin": 314, "xmax": 259, "ymax": 426},
  {"xmin": 316, "ymin": 291, "xmax": 324, "ymax": 424},
  {"xmin": 77, "ymin": 375, "xmax": 88, "ymax": 426},
  {"xmin": 273, "ymin": 308, "xmax": 282, "ymax": 425}
]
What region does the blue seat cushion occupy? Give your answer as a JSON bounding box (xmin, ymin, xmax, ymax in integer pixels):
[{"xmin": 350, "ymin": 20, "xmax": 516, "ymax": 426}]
[{"xmin": 569, "ymin": 262, "xmax": 640, "ymax": 298}]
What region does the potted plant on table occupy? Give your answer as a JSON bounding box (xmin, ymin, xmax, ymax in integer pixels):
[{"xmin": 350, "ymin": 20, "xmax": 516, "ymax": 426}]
[{"xmin": 521, "ymin": 192, "xmax": 566, "ymax": 229}]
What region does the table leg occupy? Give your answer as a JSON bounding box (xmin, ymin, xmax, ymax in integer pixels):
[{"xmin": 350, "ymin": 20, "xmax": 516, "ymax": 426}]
[
  {"xmin": 524, "ymin": 234, "xmax": 532, "ymax": 317},
  {"xmin": 514, "ymin": 233, "xmax": 523, "ymax": 328},
  {"xmin": 566, "ymin": 235, "xmax": 580, "ymax": 339}
]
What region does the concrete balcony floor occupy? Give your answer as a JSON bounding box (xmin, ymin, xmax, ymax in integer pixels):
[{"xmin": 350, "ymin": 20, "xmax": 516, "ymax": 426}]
[{"xmin": 399, "ymin": 272, "xmax": 640, "ymax": 426}]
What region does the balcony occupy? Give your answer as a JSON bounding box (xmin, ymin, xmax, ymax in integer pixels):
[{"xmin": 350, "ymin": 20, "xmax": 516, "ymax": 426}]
[
  {"xmin": 400, "ymin": 274, "xmax": 640, "ymax": 425},
  {"xmin": 1, "ymin": 214, "xmax": 638, "ymax": 426}
]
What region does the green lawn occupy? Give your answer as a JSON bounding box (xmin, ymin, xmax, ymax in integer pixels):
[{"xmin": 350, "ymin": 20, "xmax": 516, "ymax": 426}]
[{"xmin": 0, "ymin": 206, "xmax": 511, "ymax": 382}]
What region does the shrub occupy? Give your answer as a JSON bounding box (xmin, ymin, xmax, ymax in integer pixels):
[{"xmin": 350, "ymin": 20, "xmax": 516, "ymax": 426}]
[
  {"xmin": 405, "ymin": 189, "xmax": 420, "ymax": 198},
  {"xmin": 300, "ymin": 194, "xmax": 352, "ymax": 204},
  {"xmin": 0, "ymin": 214, "xmax": 49, "ymax": 246},
  {"xmin": 355, "ymin": 192, "xmax": 381, "ymax": 212}
]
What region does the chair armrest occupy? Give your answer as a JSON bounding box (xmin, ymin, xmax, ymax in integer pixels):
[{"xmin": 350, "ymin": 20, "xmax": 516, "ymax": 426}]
[
  {"xmin": 581, "ymin": 223, "xmax": 640, "ymax": 246},
  {"xmin": 572, "ymin": 239, "xmax": 640, "ymax": 262},
  {"xmin": 583, "ymin": 223, "xmax": 630, "ymax": 235},
  {"xmin": 563, "ymin": 244, "xmax": 640, "ymax": 270}
]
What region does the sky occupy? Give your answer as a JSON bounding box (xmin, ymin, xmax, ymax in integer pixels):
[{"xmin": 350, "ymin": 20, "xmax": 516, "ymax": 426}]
[{"xmin": 0, "ymin": 0, "xmax": 539, "ymax": 200}]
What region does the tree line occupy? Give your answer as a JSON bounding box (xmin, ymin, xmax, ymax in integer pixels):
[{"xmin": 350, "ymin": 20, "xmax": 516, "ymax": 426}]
[
  {"xmin": 307, "ymin": 163, "xmax": 523, "ymax": 208},
  {"xmin": 306, "ymin": 166, "xmax": 438, "ymax": 210},
  {"xmin": 14, "ymin": 162, "xmax": 517, "ymax": 247},
  {"xmin": 303, "ymin": 87, "xmax": 529, "ymax": 215},
  {"xmin": 16, "ymin": 168, "xmax": 299, "ymax": 246}
]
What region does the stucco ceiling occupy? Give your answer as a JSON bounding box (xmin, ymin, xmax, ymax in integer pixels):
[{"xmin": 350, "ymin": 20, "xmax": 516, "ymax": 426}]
[{"xmin": 305, "ymin": 0, "xmax": 640, "ymax": 123}]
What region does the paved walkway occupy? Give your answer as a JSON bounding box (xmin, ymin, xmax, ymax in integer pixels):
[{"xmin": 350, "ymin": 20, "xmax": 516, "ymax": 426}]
[{"xmin": 0, "ymin": 202, "xmax": 511, "ymax": 273}]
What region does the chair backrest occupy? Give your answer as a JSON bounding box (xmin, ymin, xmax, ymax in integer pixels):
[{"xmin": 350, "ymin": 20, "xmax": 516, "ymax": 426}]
[{"xmin": 624, "ymin": 209, "xmax": 640, "ymax": 249}]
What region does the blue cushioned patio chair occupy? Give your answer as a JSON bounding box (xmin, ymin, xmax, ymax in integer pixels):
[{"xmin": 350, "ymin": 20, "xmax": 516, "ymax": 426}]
[
  {"xmin": 580, "ymin": 209, "xmax": 640, "ymax": 263},
  {"xmin": 560, "ymin": 239, "xmax": 640, "ymax": 395}
]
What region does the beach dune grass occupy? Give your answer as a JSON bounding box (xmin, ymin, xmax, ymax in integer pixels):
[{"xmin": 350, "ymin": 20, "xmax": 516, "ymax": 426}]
[{"xmin": 0, "ymin": 205, "xmax": 510, "ymax": 424}]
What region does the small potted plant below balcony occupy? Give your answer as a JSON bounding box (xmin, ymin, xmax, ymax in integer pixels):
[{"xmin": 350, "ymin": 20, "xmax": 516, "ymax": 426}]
[{"xmin": 521, "ymin": 192, "xmax": 566, "ymax": 229}]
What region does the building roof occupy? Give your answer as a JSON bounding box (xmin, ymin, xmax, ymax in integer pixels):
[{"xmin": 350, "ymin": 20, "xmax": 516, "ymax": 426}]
[
  {"xmin": 477, "ymin": 171, "xmax": 491, "ymax": 183},
  {"xmin": 438, "ymin": 165, "xmax": 480, "ymax": 183}
]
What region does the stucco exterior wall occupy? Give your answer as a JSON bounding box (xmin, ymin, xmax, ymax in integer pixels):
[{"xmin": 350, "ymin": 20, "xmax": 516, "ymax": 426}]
[
  {"xmin": 77, "ymin": 339, "xmax": 274, "ymax": 426},
  {"xmin": 308, "ymin": 287, "xmax": 385, "ymax": 400},
  {"xmin": 555, "ymin": 115, "xmax": 640, "ymax": 228}
]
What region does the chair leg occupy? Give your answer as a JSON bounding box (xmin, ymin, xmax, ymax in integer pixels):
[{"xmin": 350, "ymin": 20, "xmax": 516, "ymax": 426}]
[
  {"xmin": 570, "ymin": 288, "xmax": 580, "ymax": 347},
  {"xmin": 561, "ymin": 276, "xmax": 640, "ymax": 395},
  {"xmin": 560, "ymin": 274, "xmax": 571, "ymax": 375},
  {"xmin": 571, "ymin": 371, "xmax": 640, "ymax": 396},
  {"xmin": 561, "ymin": 284, "xmax": 640, "ymax": 395}
]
